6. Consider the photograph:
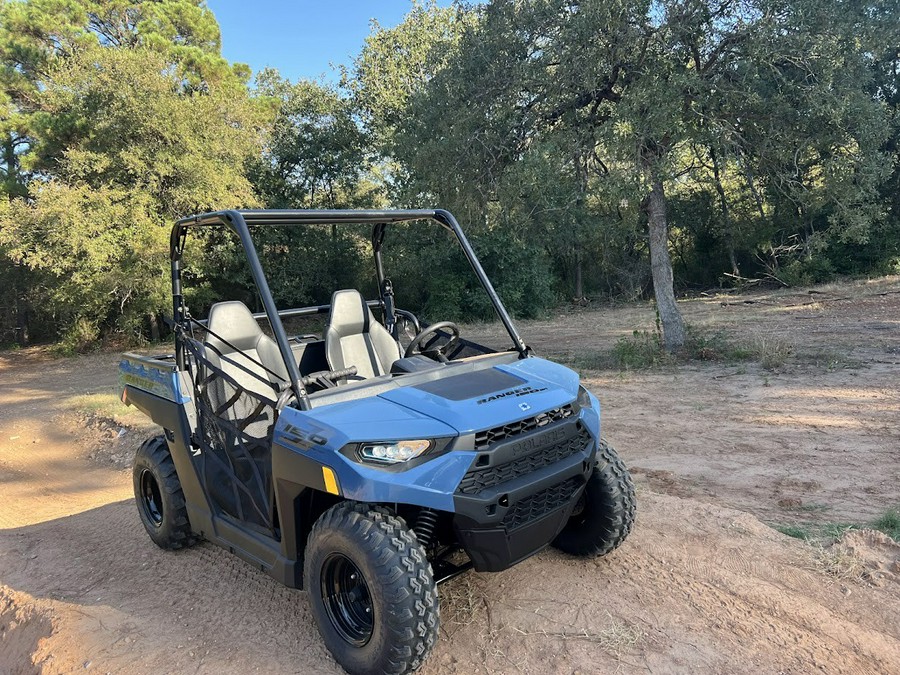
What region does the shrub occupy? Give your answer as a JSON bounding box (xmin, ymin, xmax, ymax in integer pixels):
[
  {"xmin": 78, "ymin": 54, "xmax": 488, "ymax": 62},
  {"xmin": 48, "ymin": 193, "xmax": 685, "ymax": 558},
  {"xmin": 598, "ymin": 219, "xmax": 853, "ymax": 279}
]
[
  {"xmin": 58, "ymin": 317, "xmax": 101, "ymax": 355},
  {"xmin": 612, "ymin": 330, "xmax": 669, "ymax": 369}
]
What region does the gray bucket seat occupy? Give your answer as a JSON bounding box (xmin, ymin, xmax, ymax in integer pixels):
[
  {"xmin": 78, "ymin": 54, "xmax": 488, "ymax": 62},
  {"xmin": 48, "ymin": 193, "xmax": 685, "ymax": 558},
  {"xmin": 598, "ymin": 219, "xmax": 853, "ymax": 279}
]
[
  {"xmin": 204, "ymin": 301, "xmax": 288, "ymax": 397},
  {"xmin": 324, "ymin": 290, "xmax": 401, "ymax": 378}
]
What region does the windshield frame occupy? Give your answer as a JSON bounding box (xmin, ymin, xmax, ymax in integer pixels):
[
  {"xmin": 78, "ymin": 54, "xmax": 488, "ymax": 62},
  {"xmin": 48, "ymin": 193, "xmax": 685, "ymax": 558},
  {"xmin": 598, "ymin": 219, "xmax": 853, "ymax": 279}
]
[{"xmin": 170, "ymin": 209, "xmax": 529, "ymax": 410}]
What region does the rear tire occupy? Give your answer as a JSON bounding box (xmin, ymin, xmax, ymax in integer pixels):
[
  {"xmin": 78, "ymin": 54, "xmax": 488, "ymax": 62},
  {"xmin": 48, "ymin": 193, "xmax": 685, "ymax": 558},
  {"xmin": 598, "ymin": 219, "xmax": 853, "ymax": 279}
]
[
  {"xmin": 133, "ymin": 435, "xmax": 195, "ymax": 550},
  {"xmin": 304, "ymin": 502, "xmax": 439, "ymax": 675},
  {"xmin": 552, "ymin": 438, "xmax": 635, "ymax": 557}
]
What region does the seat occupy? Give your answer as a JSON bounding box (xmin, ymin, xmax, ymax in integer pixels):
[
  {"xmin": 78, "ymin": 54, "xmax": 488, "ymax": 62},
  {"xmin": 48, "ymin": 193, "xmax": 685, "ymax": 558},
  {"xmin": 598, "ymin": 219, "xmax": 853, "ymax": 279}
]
[
  {"xmin": 199, "ymin": 301, "xmax": 285, "ymax": 531},
  {"xmin": 204, "ymin": 301, "xmax": 288, "ymax": 398},
  {"xmin": 324, "ymin": 290, "xmax": 401, "ymax": 379}
]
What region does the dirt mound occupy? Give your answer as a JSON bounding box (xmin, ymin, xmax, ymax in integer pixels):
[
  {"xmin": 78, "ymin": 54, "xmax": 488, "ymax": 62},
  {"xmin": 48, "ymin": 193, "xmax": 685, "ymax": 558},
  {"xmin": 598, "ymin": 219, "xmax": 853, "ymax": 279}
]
[
  {"xmin": 67, "ymin": 411, "xmax": 142, "ymax": 469},
  {"xmin": 833, "ymin": 528, "xmax": 900, "ymax": 586},
  {"xmin": 427, "ymin": 493, "xmax": 900, "ymax": 674},
  {"xmin": 0, "ymin": 587, "xmax": 54, "ymax": 675}
]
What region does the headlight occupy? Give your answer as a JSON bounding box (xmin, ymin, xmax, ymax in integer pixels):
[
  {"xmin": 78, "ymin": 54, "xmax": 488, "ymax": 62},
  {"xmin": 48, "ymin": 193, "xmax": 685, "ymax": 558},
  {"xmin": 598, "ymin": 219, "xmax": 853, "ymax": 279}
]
[
  {"xmin": 577, "ymin": 385, "xmax": 593, "ymax": 408},
  {"xmin": 358, "ymin": 439, "xmax": 433, "ymax": 465}
]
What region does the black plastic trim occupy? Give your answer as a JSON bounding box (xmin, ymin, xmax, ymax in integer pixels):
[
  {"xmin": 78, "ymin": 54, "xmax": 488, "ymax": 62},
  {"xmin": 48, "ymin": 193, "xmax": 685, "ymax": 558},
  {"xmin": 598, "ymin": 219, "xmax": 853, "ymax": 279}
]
[{"xmin": 450, "ymin": 422, "xmax": 597, "ymax": 573}]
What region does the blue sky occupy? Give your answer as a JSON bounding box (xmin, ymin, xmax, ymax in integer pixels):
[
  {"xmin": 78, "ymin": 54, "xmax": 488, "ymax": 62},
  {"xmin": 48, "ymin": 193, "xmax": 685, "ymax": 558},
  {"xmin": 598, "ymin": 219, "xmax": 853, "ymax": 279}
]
[{"xmin": 207, "ymin": 1, "xmax": 444, "ymax": 83}]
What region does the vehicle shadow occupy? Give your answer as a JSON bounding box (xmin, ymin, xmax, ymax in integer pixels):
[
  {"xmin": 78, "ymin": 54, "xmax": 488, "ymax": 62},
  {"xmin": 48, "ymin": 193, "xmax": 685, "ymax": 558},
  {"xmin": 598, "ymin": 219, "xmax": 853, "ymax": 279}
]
[{"xmin": 0, "ymin": 500, "xmax": 339, "ymax": 674}]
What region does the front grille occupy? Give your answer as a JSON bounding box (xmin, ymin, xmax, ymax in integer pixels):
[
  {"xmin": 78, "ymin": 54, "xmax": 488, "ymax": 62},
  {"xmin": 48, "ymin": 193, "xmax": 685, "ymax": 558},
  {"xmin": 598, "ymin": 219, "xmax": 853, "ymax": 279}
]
[
  {"xmin": 502, "ymin": 476, "xmax": 583, "ymax": 530},
  {"xmin": 474, "ymin": 404, "xmax": 575, "ymax": 451},
  {"xmin": 456, "ymin": 426, "xmax": 592, "ymax": 495}
]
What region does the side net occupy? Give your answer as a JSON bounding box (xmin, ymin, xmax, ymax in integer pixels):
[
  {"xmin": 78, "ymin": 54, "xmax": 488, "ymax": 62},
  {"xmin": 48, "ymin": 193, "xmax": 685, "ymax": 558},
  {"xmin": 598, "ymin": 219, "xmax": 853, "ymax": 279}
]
[{"xmin": 183, "ymin": 338, "xmax": 280, "ymax": 537}]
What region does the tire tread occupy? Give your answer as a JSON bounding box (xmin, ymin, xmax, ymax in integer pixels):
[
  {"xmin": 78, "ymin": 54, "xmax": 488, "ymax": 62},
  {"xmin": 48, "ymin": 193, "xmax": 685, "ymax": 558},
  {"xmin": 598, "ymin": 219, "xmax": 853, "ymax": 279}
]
[
  {"xmin": 305, "ymin": 502, "xmax": 438, "ymax": 675},
  {"xmin": 134, "ymin": 435, "xmax": 196, "ymax": 550},
  {"xmin": 552, "ymin": 438, "xmax": 636, "ymax": 557}
]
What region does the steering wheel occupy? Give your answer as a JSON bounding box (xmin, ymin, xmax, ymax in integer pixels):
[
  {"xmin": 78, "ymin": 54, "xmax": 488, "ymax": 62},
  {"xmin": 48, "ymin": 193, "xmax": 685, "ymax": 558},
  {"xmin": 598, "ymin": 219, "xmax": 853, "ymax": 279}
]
[{"xmin": 404, "ymin": 321, "xmax": 461, "ymax": 359}]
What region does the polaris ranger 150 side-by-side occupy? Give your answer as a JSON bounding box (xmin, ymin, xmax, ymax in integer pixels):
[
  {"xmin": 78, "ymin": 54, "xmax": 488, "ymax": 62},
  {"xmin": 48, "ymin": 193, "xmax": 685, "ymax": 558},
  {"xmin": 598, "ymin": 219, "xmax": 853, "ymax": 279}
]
[{"xmin": 119, "ymin": 209, "xmax": 635, "ymax": 675}]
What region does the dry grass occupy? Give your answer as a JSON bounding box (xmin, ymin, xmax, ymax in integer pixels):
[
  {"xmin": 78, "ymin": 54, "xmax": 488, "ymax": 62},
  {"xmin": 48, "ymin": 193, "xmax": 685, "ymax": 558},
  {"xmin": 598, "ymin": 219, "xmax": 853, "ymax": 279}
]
[
  {"xmin": 439, "ymin": 573, "xmax": 491, "ymax": 637},
  {"xmin": 510, "ymin": 613, "xmax": 643, "ymax": 657},
  {"xmin": 748, "ymin": 335, "xmax": 793, "ymax": 370},
  {"xmin": 805, "ymin": 541, "xmax": 868, "ymax": 583},
  {"xmin": 65, "ymin": 391, "xmax": 153, "ymax": 429},
  {"xmin": 67, "ymin": 392, "xmax": 126, "ymax": 416}
]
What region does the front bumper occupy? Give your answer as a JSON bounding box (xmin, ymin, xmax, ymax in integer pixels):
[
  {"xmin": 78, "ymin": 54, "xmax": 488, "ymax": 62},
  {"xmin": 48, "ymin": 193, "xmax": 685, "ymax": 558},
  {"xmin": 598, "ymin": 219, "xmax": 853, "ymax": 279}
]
[{"xmin": 452, "ymin": 414, "xmax": 596, "ymax": 572}]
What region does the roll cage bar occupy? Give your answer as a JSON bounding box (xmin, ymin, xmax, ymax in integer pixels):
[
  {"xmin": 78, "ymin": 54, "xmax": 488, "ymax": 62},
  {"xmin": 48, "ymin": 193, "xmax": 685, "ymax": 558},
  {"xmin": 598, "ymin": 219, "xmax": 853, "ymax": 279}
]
[{"xmin": 170, "ymin": 209, "xmax": 529, "ymax": 411}]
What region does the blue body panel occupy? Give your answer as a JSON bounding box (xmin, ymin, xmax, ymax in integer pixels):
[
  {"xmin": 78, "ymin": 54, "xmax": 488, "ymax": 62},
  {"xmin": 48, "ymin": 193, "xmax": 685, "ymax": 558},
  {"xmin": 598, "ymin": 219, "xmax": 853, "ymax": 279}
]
[
  {"xmin": 118, "ymin": 354, "xmax": 190, "ymax": 404},
  {"xmin": 581, "ymin": 389, "xmax": 601, "ymax": 438},
  {"xmin": 379, "ymin": 358, "xmax": 580, "ymax": 434},
  {"xmin": 271, "ymin": 356, "xmax": 600, "ymax": 513},
  {"xmin": 274, "ymin": 398, "xmax": 468, "ymax": 510}
]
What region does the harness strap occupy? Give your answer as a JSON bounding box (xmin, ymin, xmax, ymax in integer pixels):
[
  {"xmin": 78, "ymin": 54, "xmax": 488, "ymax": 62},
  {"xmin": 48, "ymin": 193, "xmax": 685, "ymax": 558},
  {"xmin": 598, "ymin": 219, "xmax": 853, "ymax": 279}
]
[{"xmin": 186, "ymin": 315, "xmax": 289, "ymax": 388}]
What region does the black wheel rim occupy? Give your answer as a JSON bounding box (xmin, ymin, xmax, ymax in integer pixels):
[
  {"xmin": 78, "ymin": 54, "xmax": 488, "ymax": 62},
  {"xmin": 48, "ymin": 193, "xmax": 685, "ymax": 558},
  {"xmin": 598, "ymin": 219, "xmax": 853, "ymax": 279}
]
[
  {"xmin": 320, "ymin": 553, "xmax": 374, "ymax": 647},
  {"xmin": 563, "ymin": 490, "xmax": 589, "ymax": 532},
  {"xmin": 140, "ymin": 469, "xmax": 164, "ymax": 527},
  {"xmin": 570, "ymin": 492, "xmax": 587, "ymax": 518}
]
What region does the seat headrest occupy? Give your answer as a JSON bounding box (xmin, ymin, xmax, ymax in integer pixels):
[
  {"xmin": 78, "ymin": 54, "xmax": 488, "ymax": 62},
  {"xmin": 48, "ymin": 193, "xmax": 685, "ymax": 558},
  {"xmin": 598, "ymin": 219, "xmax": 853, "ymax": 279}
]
[
  {"xmin": 207, "ymin": 301, "xmax": 263, "ymax": 351},
  {"xmin": 327, "ymin": 290, "xmax": 371, "ymax": 337}
]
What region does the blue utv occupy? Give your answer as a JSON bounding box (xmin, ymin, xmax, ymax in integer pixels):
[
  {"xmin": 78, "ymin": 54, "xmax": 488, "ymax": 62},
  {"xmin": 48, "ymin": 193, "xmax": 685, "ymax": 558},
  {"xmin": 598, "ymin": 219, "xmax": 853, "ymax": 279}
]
[{"xmin": 119, "ymin": 209, "xmax": 635, "ymax": 675}]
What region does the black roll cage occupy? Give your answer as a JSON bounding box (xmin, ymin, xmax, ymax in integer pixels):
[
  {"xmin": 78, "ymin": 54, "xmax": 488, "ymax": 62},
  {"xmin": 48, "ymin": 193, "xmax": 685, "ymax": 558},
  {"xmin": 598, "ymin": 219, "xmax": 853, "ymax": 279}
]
[{"xmin": 170, "ymin": 209, "xmax": 529, "ymax": 411}]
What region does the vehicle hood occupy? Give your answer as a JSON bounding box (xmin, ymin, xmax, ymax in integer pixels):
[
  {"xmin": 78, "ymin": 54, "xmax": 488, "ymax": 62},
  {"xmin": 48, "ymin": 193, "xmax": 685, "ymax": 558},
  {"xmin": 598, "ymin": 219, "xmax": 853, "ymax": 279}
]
[{"xmin": 378, "ymin": 357, "xmax": 580, "ymax": 435}]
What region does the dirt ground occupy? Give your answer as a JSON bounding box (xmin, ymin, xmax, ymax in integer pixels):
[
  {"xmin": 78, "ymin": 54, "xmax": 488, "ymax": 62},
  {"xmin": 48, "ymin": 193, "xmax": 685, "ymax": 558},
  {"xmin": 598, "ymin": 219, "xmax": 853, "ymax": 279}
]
[{"xmin": 1, "ymin": 277, "xmax": 899, "ymax": 674}]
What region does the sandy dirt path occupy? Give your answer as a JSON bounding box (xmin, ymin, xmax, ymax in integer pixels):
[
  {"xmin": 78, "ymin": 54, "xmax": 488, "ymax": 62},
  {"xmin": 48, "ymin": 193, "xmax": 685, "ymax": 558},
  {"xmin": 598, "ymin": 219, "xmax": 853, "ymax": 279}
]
[{"xmin": 2, "ymin": 279, "xmax": 899, "ymax": 674}]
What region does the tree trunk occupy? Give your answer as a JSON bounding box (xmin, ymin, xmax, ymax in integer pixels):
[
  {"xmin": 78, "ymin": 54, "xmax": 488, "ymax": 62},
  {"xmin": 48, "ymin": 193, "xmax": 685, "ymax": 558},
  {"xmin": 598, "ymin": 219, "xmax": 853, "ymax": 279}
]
[
  {"xmin": 740, "ymin": 157, "xmax": 766, "ymax": 220},
  {"xmin": 5, "ymin": 135, "xmax": 28, "ymax": 346},
  {"xmin": 573, "ymin": 254, "xmax": 584, "ymax": 301},
  {"xmin": 572, "ymin": 148, "xmax": 588, "ymax": 303},
  {"xmin": 710, "ymin": 148, "xmax": 740, "ymax": 277},
  {"xmin": 15, "ymin": 292, "xmax": 29, "ymax": 347},
  {"xmin": 647, "ymin": 178, "xmax": 685, "ymax": 352},
  {"xmin": 3, "ymin": 133, "xmax": 17, "ymax": 191},
  {"xmin": 148, "ymin": 312, "xmax": 160, "ymax": 342}
]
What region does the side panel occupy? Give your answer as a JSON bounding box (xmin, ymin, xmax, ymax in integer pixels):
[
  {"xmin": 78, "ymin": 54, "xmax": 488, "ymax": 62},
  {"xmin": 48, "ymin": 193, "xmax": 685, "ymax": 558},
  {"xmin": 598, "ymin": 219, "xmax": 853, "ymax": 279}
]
[
  {"xmin": 118, "ymin": 353, "xmax": 197, "ymax": 435},
  {"xmin": 121, "ymin": 353, "xmax": 307, "ymax": 587},
  {"xmin": 124, "ymin": 377, "xmax": 303, "ymax": 585},
  {"xmin": 119, "ymin": 353, "xmax": 186, "ymax": 402}
]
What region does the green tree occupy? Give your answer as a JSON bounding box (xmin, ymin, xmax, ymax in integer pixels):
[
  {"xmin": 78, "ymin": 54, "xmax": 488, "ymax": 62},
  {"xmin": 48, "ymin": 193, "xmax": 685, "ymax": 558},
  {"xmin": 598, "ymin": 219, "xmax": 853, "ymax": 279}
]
[
  {"xmin": 252, "ymin": 68, "xmax": 374, "ymax": 209},
  {"xmin": 0, "ymin": 45, "xmax": 261, "ymax": 344},
  {"xmin": 346, "ymin": 1, "xmax": 563, "ymax": 321},
  {"xmin": 0, "ymin": 0, "xmax": 246, "ymax": 199},
  {"xmin": 357, "ymin": 0, "xmax": 895, "ymax": 349},
  {"xmin": 0, "ymin": 0, "xmax": 258, "ymax": 344},
  {"xmin": 344, "ymin": 1, "xmax": 472, "ymax": 153}
]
